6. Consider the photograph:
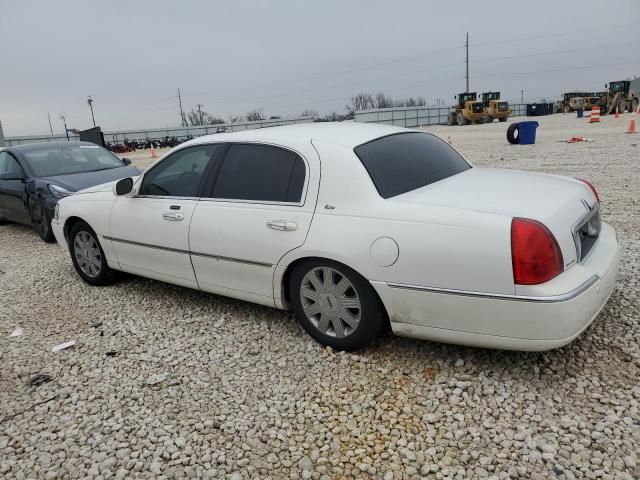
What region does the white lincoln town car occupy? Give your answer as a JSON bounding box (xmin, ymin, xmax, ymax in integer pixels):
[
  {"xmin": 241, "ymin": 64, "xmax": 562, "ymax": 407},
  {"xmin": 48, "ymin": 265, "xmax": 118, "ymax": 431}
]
[{"xmin": 52, "ymin": 123, "xmax": 620, "ymax": 351}]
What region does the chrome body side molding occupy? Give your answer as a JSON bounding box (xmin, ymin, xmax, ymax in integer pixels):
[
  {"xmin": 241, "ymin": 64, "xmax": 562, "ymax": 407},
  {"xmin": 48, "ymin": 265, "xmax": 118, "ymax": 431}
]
[
  {"xmin": 103, "ymin": 236, "xmax": 272, "ymax": 268},
  {"xmin": 386, "ymin": 275, "xmax": 599, "ymax": 303}
]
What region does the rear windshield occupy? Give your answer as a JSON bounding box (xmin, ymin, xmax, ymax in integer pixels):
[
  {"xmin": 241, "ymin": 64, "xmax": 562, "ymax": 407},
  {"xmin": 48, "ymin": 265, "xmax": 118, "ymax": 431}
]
[
  {"xmin": 353, "ymin": 132, "xmax": 471, "ymax": 198},
  {"xmin": 22, "ymin": 145, "xmax": 124, "ymax": 177}
]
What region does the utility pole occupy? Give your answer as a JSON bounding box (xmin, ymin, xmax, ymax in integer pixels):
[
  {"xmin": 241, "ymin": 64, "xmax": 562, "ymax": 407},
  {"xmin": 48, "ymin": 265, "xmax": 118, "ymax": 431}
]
[
  {"xmin": 178, "ymin": 88, "xmax": 186, "ymax": 126},
  {"xmin": 465, "ymin": 32, "xmax": 469, "ymax": 93},
  {"xmin": 196, "ymin": 103, "xmax": 204, "ymax": 125},
  {"xmin": 59, "ymin": 114, "xmax": 69, "ymax": 141},
  {"xmin": 520, "ymin": 90, "xmax": 524, "ymax": 103},
  {"xmin": 47, "ymin": 113, "xmax": 54, "ymax": 136},
  {"xmin": 87, "ymin": 95, "xmax": 96, "ymax": 127}
]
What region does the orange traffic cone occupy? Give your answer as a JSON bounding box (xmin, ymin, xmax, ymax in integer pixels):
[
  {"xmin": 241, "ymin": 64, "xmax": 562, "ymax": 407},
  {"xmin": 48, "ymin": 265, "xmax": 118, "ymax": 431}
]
[
  {"xmin": 589, "ymin": 105, "xmax": 600, "ymax": 123},
  {"xmin": 150, "ymin": 143, "xmax": 158, "ymax": 158},
  {"xmin": 626, "ymin": 107, "xmax": 637, "ymax": 134},
  {"xmin": 615, "ymin": 106, "xmax": 620, "ymax": 119}
]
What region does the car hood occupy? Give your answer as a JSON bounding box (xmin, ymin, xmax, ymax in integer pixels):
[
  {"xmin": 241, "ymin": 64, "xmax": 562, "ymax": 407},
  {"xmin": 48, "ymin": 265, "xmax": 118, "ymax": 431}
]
[{"xmin": 40, "ymin": 166, "xmax": 140, "ymax": 192}]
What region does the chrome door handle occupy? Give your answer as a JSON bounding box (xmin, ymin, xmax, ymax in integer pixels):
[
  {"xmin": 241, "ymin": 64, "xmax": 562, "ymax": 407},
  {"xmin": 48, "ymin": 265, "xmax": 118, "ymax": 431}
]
[
  {"xmin": 162, "ymin": 212, "xmax": 184, "ymax": 221},
  {"xmin": 267, "ymin": 220, "xmax": 298, "ymax": 231}
]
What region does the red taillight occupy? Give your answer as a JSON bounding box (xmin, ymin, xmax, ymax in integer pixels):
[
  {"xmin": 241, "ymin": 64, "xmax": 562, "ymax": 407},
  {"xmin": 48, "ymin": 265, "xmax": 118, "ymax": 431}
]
[
  {"xmin": 511, "ymin": 218, "xmax": 564, "ymax": 285},
  {"xmin": 576, "ymin": 178, "xmax": 599, "ymax": 203}
]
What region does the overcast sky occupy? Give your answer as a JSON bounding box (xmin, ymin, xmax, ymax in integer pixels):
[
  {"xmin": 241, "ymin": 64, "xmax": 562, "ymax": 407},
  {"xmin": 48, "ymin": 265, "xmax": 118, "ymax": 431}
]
[{"xmin": 1, "ymin": 0, "xmax": 638, "ymax": 136}]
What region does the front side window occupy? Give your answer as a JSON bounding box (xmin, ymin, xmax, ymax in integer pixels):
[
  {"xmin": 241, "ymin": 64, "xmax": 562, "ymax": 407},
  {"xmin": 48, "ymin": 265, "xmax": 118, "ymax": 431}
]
[
  {"xmin": 211, "ymin": 144, "xmax": 305, "ymax": 203},
  {"xmin": 354, "ymin": 132, "xmax": 471, "ymax": 198},
  {"xmin": 0, "ymin": 152, "xmax": 24, "ymax": 177},
  {"xmin": 22, "ymin": 145, "xmax": 124, "ymax": 177},
  {"xmin": 139, "ymin": 144, "xmax": 221, "ymax": 197}
]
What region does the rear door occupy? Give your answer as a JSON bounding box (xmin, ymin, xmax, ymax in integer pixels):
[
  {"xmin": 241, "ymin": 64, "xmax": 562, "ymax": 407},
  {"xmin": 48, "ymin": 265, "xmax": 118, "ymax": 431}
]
[
  {"xmin": 0, "ymin": 151, "xmax": 29, "ymax": 224},
  {"xmin": 108, "ymin": 144, "xmax": 223, "ymax": 287},
  {"xmin": 189, "ymin": 141, "xmax": 319, "ymax": 305}
]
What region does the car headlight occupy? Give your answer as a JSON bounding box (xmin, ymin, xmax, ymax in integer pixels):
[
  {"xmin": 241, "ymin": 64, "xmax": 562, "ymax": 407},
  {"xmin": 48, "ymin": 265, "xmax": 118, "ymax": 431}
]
[{"xmin": 48, "ymin": 184, "xmax": 73, "ymax": 198}]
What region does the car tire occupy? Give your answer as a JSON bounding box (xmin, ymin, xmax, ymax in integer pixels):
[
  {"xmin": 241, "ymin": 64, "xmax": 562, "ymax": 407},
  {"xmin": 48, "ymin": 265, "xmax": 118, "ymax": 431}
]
[
  {"xmin": 69, "ymin": 220, "xmax": 118, "ymax": 286},
  {"xmin": 30, "ymin": 200, "xmax": 55, "ymax": 243},
  {"xmin": 507, "ymin": 123, "xmax": 520, "ymax": 144},
  {"xmin": 289, "ymin": 259, "xmax": 386, "ymax": 351}
]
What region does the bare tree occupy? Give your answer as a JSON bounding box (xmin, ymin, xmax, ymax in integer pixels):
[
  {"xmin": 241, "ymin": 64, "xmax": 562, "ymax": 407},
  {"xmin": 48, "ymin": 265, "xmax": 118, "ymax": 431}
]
[
  {"xmin": 395, "ymin": 96, "xmax": 426, "ymax": 107},
  {"xmin": 228, "ymin": 114, "xmax": 245, "ymax": 124},
  {"xmin": 374, "ymin": 93, "xmax": 394, "ymax": 109},
  {"xmin": 346, "ymin": 93, "xmax": 374, "ymax": 115},
  {"xmin": 186, "ymin": 107, "xmax": 207, "ymax": 126},
  {"xmin": 300, "ymin": 109, "xmax": 319, "ymax": 118},
  {"xmin": 245, "ymin": 108, "xmax": 265, "ymax": 122}
]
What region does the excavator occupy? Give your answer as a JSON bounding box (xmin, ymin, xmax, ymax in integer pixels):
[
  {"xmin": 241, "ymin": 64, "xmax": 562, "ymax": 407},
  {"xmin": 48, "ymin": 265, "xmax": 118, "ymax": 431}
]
[
  {"xmin": 447, "ymin": 92, "xmax": 486, "ymax": 126},
  {"xmin": 481, "ymin": 92, "xmax": 511, "ymax": 122}
]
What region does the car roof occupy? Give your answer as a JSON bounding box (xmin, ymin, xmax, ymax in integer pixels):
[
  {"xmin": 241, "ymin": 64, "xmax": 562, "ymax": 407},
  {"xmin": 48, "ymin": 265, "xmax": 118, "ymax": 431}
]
[
  {"xmin": 188, "ymin": 122, "xmax": 411, "ymax": 149},
  {"xmin": 10, "ymin": 141, "xmax": 103, "ymax": 152}
]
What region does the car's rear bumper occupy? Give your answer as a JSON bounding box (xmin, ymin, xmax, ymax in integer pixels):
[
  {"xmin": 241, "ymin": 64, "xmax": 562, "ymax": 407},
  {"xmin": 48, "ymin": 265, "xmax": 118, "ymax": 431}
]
[{"xmin": 371, "ymin": 222, "xmax": 620, "ymax": 351}]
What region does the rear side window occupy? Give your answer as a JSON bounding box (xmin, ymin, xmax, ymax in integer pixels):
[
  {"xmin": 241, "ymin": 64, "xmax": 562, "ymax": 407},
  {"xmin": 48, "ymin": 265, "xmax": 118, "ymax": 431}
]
[
  {"xmin": 211, "ymin": 144, "xmax": 305, "ymax": 203},
  {"xmin": 354, "ymin": 132, "xmax": 471, "ymax": 198}
]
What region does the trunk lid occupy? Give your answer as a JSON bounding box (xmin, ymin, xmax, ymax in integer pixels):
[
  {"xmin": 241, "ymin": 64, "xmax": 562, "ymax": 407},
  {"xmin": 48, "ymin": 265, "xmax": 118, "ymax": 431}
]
[{"xmin": 392, "ymin": 167, "xmax": 598, "ymax": 267}]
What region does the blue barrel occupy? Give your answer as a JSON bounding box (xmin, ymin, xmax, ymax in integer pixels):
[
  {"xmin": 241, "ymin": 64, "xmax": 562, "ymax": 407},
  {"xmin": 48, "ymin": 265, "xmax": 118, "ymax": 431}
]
[
  {"xmin": 576, "ymin": 109, "xmax": 584, "ymax": 118},
  {"xmin": 518, "ymin": 121, "xmax": 539, "ymax": 145}
]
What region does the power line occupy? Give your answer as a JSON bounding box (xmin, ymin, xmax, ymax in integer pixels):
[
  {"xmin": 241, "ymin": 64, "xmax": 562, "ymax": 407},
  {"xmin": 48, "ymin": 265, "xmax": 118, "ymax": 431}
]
[
  {"xmin": 472, "ymin": 22, "xmax": 640, "ymax": 47},
  {"xmin": 473, "ymin": 41, "xmax": 639, "ymax": 62},
  {"xmin": 86, "ymin": 21, "xmax": 640, "ymax": 120},
  {"xmin": 184, "ymin": 45, "xmax": 465, "ymax": 100}
]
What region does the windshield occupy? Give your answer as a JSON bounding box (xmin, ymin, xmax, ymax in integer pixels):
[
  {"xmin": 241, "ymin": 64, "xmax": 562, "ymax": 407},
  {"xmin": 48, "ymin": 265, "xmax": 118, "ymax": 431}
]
[
  {"xmin": 22, "ymin": 144, "xmax": 124, "ymax": 177},
  {"xmin": 354, "ymin": 132, "xmax": 471, "ymax": 198}
]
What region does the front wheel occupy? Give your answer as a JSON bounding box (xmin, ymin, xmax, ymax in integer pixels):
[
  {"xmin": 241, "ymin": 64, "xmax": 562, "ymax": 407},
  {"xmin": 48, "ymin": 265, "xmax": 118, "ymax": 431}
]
[
  {"xmin": 30, "ymin": 201, "xmax": 55, "ymax": 243},
  {"xmin": 289, "ymin": 260, "xmax": 385, "ymax": 351},
  {"xmin": 69, "ymin": 221, "xmax": 118, "ymax": 286}
]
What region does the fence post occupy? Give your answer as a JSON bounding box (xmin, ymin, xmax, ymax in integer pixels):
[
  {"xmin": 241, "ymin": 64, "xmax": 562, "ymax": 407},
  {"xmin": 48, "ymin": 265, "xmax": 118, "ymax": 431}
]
[{"xmin": 0, "ymin": 120, "xmax": 5, "ymax": 147}]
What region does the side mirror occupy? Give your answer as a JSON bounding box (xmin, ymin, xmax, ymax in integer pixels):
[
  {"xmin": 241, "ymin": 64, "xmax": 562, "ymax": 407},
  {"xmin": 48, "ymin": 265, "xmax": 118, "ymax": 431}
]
[
  {"xmin": 113, "ymin": 177, "xmax": 134, "ymax": 196},
  {"xmin": 0, "ymin": 172, "xmax": 23, "ymax": 181},
  {"xmin": 122, "ymin": 158, "xmax": 132, "ymax": 166}
]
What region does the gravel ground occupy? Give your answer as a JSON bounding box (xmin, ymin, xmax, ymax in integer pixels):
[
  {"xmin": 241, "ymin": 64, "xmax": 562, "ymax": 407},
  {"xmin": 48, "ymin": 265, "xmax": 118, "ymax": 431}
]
[{"xmin": 1, "ymin": 113, "xmax": 639, "ymax": 480}]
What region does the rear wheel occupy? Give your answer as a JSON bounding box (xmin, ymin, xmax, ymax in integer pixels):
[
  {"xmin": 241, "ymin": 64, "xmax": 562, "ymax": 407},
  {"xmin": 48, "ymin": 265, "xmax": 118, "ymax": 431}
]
[
  {"xmin": 30, "ymin": 201, "xmax": 55, "ymax": 243},
  {"xmin": 632, "ymin": 98, "xmax": 639, "ymax": 114},
  {"xmin": 499, "ymin": 117, "xmax": 507, "ymax": 122},
  {"xmin": 289, "ymin": 260, "xmax": 385, "ymax": 351},
  {"xmin": 563, "ymin": 105, "xmax": 571, "ymax": 114},
  {"xmin": 69, "ymin": 221, "xmax": 118, "ymax": 286}
]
